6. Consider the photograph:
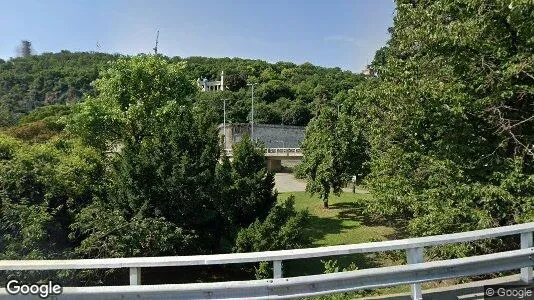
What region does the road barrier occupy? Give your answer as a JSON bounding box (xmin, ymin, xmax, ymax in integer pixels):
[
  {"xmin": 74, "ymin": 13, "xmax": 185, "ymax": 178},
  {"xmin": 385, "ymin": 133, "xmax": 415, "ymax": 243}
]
[{"xmin": 1, "ymin": 223, "xmax": 533, "ymax": 299}]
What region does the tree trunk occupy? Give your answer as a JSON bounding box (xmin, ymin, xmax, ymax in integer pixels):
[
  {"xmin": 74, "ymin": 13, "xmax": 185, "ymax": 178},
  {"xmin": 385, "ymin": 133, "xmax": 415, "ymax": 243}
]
[{"xmin": 323, "ymin": 199, "xmax": 329, "ymax": 209}]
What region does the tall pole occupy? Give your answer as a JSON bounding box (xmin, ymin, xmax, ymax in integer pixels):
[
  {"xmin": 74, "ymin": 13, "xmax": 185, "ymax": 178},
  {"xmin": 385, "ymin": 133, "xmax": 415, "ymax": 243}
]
[
  {"xmin": 223, "ymin": 99, "xmax": 227, "ymax": 149},
  {"xmin": 251, "ymin": 84, "xmax": 255, "ymax": 139},
  {"xmin": 247, "ymin": 83, "xmax": 256, "ymax": 140}
]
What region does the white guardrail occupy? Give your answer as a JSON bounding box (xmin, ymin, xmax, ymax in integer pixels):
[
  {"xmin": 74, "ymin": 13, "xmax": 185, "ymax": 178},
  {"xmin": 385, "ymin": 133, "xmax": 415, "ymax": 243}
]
[
  {"xmin": 0, "ymin": 223, "xmax": 533, "ymax": 299},
  {"xmin": 225, "ymin": 148, "xmax": 302, "ymax": 157}
]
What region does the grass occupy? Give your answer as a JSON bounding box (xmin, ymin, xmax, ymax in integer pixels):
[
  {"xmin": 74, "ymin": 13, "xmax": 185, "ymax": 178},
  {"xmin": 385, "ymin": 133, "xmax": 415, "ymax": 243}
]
[
  {"xmin": 277, "ymin": 190, "xmax": 481, "ymax": 298},
  {"xmin": 277, "ymin": 190, "xmax": 421, "ymax": 298},
  {"xmin": 279, "ymin": 191, "xmax": 396, "ymax": 247},
  {"xmin": 277, "ymin": 190, "xmax": 402, "ymax": 279}
]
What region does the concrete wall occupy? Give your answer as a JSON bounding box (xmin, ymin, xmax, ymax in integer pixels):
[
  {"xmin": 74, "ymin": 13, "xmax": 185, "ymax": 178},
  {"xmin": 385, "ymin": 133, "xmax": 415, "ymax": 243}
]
[{"xmin": 219, "ymin": 123, "xmax": 305, "ymax": 149}]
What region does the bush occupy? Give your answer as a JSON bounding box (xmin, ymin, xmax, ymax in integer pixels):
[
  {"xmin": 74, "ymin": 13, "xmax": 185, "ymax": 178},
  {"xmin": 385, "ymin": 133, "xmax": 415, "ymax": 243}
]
[{"xmin": 234, "ymin": 195, "xmax": 311, "ymax": 253}]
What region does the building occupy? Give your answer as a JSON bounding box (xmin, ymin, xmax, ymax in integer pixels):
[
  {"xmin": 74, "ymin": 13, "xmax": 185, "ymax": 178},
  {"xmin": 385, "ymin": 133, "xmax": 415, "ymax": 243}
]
[
  {"xmin": 219, "ymin": 123, "xmax": 305, "ymax": 150},
  {"xmin": 219, "ymin": 123, "xmax": 305, "ymax": 171},
  {"xmin": 197, "ymin": 71, "xmax": 225, "ymax": 91},
  {"xmin": 362, "ymin": 65, "xmax": 375, "ymax": 76}
]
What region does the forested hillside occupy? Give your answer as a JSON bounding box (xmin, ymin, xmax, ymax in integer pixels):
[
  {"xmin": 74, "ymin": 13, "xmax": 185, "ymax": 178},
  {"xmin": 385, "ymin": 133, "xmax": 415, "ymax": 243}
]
[
  {"xmin": 0, "ymin": 52, "xmax": 117, "ymax": 126},
  {"xmin": 0, "ymin": 51, "xmax": 363, "ymax": 127}
]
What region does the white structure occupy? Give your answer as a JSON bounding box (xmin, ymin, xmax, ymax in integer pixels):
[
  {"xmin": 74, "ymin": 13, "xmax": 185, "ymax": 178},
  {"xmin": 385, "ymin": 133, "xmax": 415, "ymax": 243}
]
[
  {"xmin": 362, "ymin": 65, "xmax": 375, "ymax": 76},
  {"xmin": 197, "ymin": 71, "xmax": 225, "ymax": 91},
  {"xmin": 0, "ymin": 222, "xmax": 532, "ymax": 299}
]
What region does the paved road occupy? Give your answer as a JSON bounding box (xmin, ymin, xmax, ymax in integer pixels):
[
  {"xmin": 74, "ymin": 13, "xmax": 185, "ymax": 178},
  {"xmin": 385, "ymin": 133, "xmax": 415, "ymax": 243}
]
[
  {"xmin": 274, "ymin": 173, "xmax": 368, "ymax": 194},
  {"xmin": 274, "ymin": 173, "xmax": 307, "ymax": 192}
]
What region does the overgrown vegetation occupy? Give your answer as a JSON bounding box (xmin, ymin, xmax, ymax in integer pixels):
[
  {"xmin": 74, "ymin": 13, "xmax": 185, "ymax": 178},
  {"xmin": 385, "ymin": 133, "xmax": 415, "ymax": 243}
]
[
  {"xmin": 0, "ymin": 55, "xmax": 311, "ymax": 285},
  {"xmin": 1, "ymin": 0, "xmax": 532, "ymax": 292},
  {"xmin": 300, "ymin": 0, "xmax": 534, "ymax": 258}
]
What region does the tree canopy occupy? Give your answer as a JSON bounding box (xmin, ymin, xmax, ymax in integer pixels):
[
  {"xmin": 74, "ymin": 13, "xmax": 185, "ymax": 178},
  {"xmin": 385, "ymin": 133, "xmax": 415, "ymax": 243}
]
[
  {"xmin": 326, "ymin": 0, "xmax": 534, "ymax": 258},
  {"xmin": 0, "ymin": 52, "xmax": 364, "ymax": 128},
  {"xmin": 0, "ymin": 55, "xmax": 310, "ymax": 284}
]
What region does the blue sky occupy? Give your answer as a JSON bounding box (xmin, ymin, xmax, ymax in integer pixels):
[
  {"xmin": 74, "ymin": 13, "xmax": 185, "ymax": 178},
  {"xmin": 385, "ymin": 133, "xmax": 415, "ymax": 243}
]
[{"xmin": 1, "ymin": 0, "xmax": 395, "ymax": 72}]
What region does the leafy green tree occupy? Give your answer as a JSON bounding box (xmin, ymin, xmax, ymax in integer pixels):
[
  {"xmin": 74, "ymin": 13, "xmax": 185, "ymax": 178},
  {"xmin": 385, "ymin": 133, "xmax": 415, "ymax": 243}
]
[
  {"xmin": 67, "ymin": 55, "xmax": 197, "ymax": 150},
  {"xmin": 72, "ymin": 201, "xmax": 196, "ymax": 258},
  {"xmin": 224, "ymin": 73, "xmax": 247, "ymax": 91},
  {"xmin": 299, "ymin": 97, "xmax": 370, "ymax": 209},
  {"xmin": 354, "ymin": 0, "xmax": 534, "ymax": 257},
  {"xmin": 68, "ymin": 55, "xmax": 281, "ymax": 259},
  {"xmin": 254, "ymin": 101, "xmax": 282, "ymax": 124},
  {"xmin": 0, "ymin": 137, "xmax": 104, "ymax": 260},
  {"xmin": 256, "ymin": 80, "xmax": 294, "ymax": 103},
  {"xmin": 68, "ymin": 55, "xmax": 217, "ymax": 256},
  {"xmin": 234, "ymin": 195, "xmax": 310, "ymax": 279},
  {"xmin": 228, "ymin": 134, "xmax": 277, "ymax": 227},
  {"xmin": 234, "ymin": 195, "xmax": 310, "ymax": 253},
  {"xmin": 299, "ymin": 106, "xmax": 342, "ymax": 208}
]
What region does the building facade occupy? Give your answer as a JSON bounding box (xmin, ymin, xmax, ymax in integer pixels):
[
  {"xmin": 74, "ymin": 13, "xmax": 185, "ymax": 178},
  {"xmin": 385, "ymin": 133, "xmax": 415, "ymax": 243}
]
[
  {"xmin": 197, "ymin": 71, "xmax": 225, "ymax": 91},
  {"xmin": 219, "ymin": 123, "xmax": 305, "ymax": 149}
]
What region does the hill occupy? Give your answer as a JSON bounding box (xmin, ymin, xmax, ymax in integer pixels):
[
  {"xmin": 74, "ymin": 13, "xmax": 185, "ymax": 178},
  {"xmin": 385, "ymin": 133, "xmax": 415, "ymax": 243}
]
[{"xmin": 0, "ymin": 51, "xmax": 364, "ymax": 127}]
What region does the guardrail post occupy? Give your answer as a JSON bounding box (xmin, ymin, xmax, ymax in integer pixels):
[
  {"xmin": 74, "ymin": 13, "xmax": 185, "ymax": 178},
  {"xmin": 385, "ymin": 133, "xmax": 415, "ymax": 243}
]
[
  {"xmin": 406, "ymin": 247, "xmax": 424, "ymax": 300},
  {"xmin": 520, "ymin": 232, "xmax": 533, "ymax": 283},
  {"xmin": 129, "ymin": 267, "xmax": 141, "ymax": 285},
  {"xmin": 273, "ymin": 260, "xmax": 283, "ymax": 278}
]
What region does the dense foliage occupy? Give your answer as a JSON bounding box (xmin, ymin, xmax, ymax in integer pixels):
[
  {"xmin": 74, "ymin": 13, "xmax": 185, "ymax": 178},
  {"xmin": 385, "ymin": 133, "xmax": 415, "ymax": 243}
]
[
  {"xmin": 314, "ymin": 0, "xmax": 534, "ymax": 258},
  {"xmin": 296, "ymin": 0, "xmax": 533, "ymax": 259},
  {"xmin": 0, "ymin": 51, "xmax": 117, "ymax": 126},
  {"xmin": 0, "ymin": 55, "xmax": 309, "ymax": 284},
  {"xmin": 0, "ymin": 52, "xmax": 363, "ymax": 128},
  {"xmin": 298, "ymin": 103, "xmax": 370, "ymax": 208},
  {"xmin": 234, "ymin": 195, "xmax": 311, "ymax": 253},
  {"xmin": 0, "ymin": 136, "xmax": 105, "ymax": 260}
]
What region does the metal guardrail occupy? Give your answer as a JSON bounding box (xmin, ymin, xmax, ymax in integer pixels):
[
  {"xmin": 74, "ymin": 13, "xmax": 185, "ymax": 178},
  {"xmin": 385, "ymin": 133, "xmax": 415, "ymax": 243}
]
[
  {"xmin": 0, "ymin": 223, "xmax": 533, "ymax": 299},
  {"xmin": 224, "ymin": 148, "xmax": 302, "ymax": 157},
  {"xmin": 265, "ymin": 148, "xmax": 301, "ymax": 154}
]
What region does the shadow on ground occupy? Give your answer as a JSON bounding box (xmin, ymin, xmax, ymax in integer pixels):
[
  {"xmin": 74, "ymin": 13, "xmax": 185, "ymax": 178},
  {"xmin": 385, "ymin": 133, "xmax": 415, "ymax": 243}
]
[
  {"xmin": 304, "ymin": 215, "xmax": 358, "ymax": 243},
  {"xmin": 283, "ymin": 202, "xmax": 397, "ymax": 277},
  {"xmin": 328, "ymin": 201, "xmax": 408, "ymax": 241}
]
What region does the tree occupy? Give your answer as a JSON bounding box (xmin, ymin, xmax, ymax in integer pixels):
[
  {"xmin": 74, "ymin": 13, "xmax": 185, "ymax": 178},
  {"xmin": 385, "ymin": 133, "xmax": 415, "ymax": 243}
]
[
  {"xmin": 68, "ymin": 55, "xmax": 215, "ymax": 256},
  {"xmin": 355, "ymin": 0, "xmax": 534, "ymax": 257},
  {"xmin": 233, "ymin": 195, "xmax": 310, "ymax": 279},
  {"xmin": 67, "ymin": 55, "xmax": 197, "ymax": 149},
  {"xmin": 224, "ymin": 73, "xmax": 247, "ymax": 91},
  {"xmin": 299, "ymin": 96, "xmax": 370, "ymax": 209},
  {"xmin": 234, "ymin": 195, "xmax": 310, "ymax": 253},
  {"xmin": 0, "ymin": 136, "xmax": 104, "ymax": 260},
  {"xmin": 68, "ymin": 55, "xmax": 281, "ymax": 259},
  {"xmin": 228, "ymin": 134, "xmax": 277, "ymax": 227},
  {"xmin": 299, "ymin": 106, "xmax": 342, "ymax": 208}
]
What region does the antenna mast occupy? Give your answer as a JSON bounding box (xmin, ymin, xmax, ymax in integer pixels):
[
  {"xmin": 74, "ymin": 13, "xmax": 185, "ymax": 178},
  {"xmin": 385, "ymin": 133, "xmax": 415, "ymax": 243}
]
[{"xmin": 153, "ymin": 30, "xmax": 159, "ymax": 54}]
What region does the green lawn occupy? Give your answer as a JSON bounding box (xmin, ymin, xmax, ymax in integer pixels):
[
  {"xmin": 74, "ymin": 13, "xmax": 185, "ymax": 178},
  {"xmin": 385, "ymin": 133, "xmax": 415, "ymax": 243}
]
[
  {"xmin": 276, "ymin": 190, "xmax": 420, "ymax": 298},
  {"xmin": 277, "ymin": 190, "xmax": 475, "ymax": 298},
  {"xmin": 278, "ymin": 190, "xmax": 400, "ymax": 277},
  {"xmin": 279, "ymin": 191, "xmax": 396, "ymax": 247}
]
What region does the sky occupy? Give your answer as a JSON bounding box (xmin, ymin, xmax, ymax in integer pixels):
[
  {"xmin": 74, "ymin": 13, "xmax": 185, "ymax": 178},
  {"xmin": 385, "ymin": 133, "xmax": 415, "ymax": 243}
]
[{"xmin": 1, "ymin": 0, "xmax": 395, "ymax": 72}]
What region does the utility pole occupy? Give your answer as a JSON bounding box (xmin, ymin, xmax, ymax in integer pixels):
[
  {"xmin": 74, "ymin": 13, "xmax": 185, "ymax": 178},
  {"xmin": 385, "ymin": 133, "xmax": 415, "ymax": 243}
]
[
  {"xmin": 223, "ymin": 99, "xmax": 228, "ymax": 149},
  {"xmin": 247, "ymin": 83, "xmax": 257, "ymax": 139}
]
